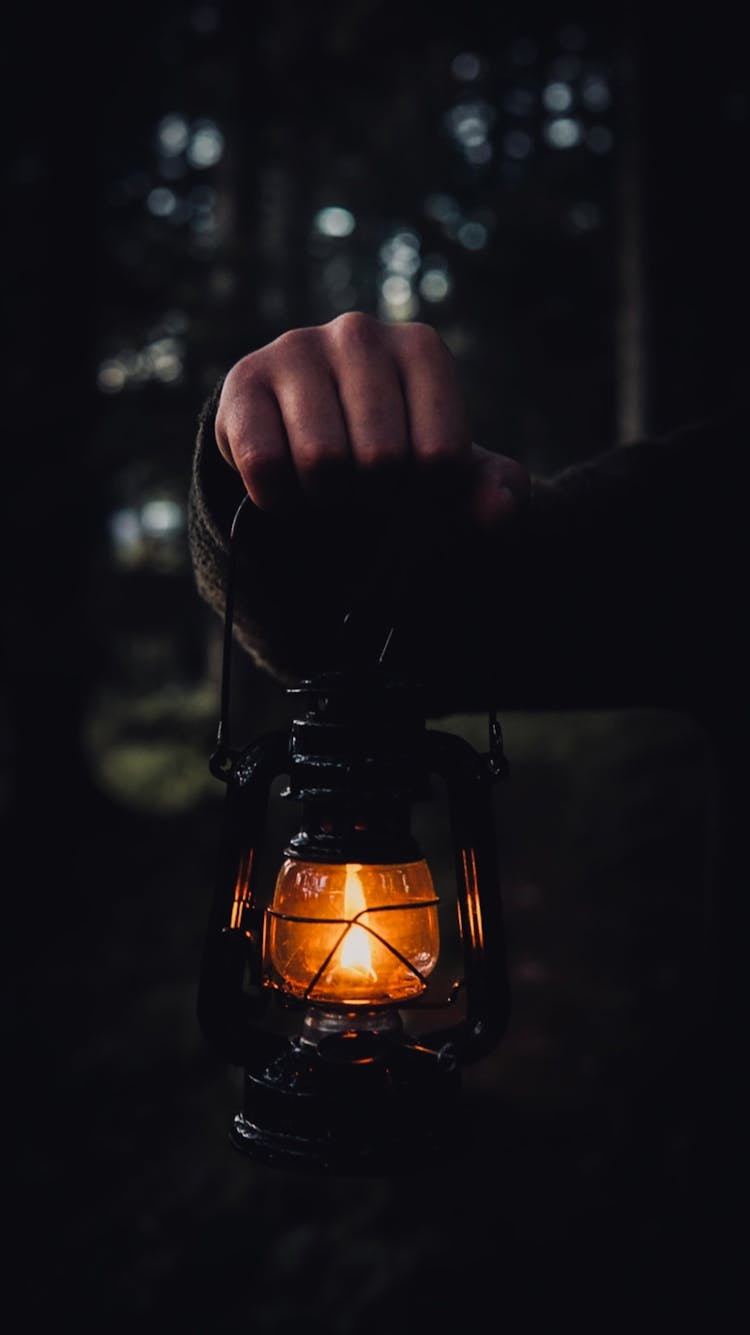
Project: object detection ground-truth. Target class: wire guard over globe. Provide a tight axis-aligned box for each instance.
[265,858,440,1006]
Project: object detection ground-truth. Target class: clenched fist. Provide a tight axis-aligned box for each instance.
[214,312,530,531]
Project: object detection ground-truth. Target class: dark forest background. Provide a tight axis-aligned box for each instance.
[2,1,747,1328]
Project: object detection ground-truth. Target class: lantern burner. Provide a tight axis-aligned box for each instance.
[230,1005,463,1174]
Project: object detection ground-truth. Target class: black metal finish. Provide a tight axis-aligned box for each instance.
[420,728,511,1064]
[197,729,290,1064]
[231,1027,462,1174]
[281,667,431,864]
[197,669,510,1167]
[198,493,511,1170]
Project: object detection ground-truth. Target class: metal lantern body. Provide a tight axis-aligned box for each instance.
[198,664,510,1174]
[197,494,510,1172]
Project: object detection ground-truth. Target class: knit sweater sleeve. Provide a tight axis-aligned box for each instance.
[188,386,742,720]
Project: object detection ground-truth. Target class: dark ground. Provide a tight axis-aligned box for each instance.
[3,702,721,1329]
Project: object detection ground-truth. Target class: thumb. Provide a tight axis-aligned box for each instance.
[468,443,531,531]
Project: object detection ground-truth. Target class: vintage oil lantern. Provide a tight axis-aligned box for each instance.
[197,497,511,1173]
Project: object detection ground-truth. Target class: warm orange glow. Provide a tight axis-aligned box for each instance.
[264,859,440,1005]
[229,850,254,931]
[339,867,377,981]
[460,846,483,951]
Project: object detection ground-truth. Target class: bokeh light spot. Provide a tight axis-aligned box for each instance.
[544,117,583,149]
[451,51,481,81]
[542,81,573,113]
[424,193,460,224]
[381,274,413,305]
[98,361,127,394]
[141,499,184,537]
[379,230,421,274]
[186,120,224,168]
[419,269,451,302]
[458,220,488,250]
[447,100,494,149]
[313,206,356,237]
[157,114,190,157]
[147,187,177,217]
[567,201,602,232]
[581,74,611,112]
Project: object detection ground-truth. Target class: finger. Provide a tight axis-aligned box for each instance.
[390,322,471,477]
[324,313,410,492]
[216,371,297,512]
[267,337,352,504]
[469,445,532,530]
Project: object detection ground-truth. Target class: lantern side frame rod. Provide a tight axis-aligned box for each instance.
[420,727,511,1065]
[215,492,253,762]
[198,728,291,1064]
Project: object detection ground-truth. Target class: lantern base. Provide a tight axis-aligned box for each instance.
[230,1019,462,1174]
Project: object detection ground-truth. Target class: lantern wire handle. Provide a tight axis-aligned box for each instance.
[340,605,396,668]
[487,705,508,779]
[214,491,505,776]
[214,493,253,762]
[377,623,396,664]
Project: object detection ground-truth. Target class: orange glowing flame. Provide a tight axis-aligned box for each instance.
[340,865,377,981]
[265,858,440,1004]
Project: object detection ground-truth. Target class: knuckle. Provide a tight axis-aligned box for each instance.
[357,440,402,470]
[422,422,466,459]
[270,326,321,364]
[239,451,287,509]
[401,320,449,361]
[216,360,273,439]
[238,446,278,485]
[412,421,469,470]
[293,437,343,473]
[410,397,468,460]
[415,442,460,470]
[325,310,382,350]
[219,354,265,404]
[352,402,407,466]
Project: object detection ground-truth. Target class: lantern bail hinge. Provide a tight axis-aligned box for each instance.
[484,709,509,782]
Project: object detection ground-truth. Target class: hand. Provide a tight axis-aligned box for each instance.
[215,313,530,532]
